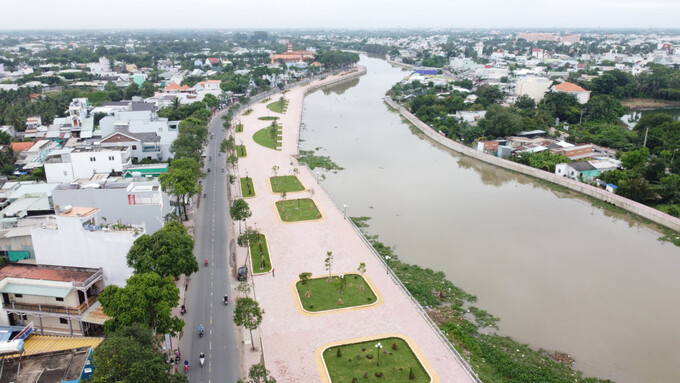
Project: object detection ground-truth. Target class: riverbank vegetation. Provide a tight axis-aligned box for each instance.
[295,274,376,311]
[322,337,429,383]
[298,149,344,171]
[350,217,611,383]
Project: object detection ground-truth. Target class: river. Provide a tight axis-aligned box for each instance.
[299,55,680,383]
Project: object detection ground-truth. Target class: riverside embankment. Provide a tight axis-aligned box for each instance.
[230,67,479,382]
[384,97,680,233]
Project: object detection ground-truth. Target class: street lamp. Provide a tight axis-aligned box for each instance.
[375,342,383,366]
[343,204,348,219]
[316,172,320,182]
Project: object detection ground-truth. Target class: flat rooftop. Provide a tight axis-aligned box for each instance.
[0,346,93,383]
[0,264,99,283]
[59,206,98,218]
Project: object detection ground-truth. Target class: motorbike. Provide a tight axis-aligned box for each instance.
[223,295,228,305]
[180,305,186,315]
[199,354,205,367]
[204,257,208,266]
[184,361,189,373]
[199,327,204,338]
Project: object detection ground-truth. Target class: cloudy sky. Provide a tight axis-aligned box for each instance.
[3,0,678,30]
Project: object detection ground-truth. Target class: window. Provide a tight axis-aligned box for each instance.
[59,318,68,324]
[55,297,64,302]
[63,171,68,176]
[132,145,137,150]
[14,294,22,298]
[108,156,114,161]
[90,157,96,162]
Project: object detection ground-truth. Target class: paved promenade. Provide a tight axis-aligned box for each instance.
[231,69,476,382]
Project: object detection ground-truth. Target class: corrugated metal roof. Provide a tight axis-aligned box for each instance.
[81,301,110,325]
[23,335,103,356]
[0,283,72,298]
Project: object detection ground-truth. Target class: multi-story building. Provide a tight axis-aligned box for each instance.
[30,206,140,287]
[52,180,171,235]
[0,263,104,336]
[44,145,131,183]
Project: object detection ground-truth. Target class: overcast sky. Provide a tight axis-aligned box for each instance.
[3,0,679,30]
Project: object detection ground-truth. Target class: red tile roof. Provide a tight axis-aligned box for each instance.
[207,58,219,64]
[554,82,587,92]
[0,264,98,283]
[165,82,181,90]
[10,142,34,152]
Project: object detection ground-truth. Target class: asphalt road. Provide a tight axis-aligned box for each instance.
[180,111,240,382]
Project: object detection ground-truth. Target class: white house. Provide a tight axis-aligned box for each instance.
[99,130,163,163]
[99,103,178,160]
[44,146,131,183]
[30,207,140,287]
[515,77,552,102]
[552,81,591,104]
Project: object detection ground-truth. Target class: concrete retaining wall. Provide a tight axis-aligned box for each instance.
[384,97,680,233]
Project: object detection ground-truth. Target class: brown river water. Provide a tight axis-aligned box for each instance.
[299,55,680,383]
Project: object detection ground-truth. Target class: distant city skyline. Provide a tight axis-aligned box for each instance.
[2,0,679,31]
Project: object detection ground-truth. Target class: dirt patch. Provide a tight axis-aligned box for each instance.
[621,98,680,109]
[549,351,574,365]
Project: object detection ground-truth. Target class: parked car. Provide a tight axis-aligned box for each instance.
[237,266,248,281]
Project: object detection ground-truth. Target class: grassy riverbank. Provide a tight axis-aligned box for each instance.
[351,217,613,383]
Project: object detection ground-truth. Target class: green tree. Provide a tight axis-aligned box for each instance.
[584,95,625,123]
[203,93,220,109]
[475,85,505,107]
[92,324,187,383]
[98,272,184,335]
[230,199,252,233]
[357,262,366,290]
[616,173,659,202]
[233,297,264,351]
[159,158,202,221]
[334,274,347,305]
[478,105,524,137]
[299,272,312,298]
[324,251,333,282]
[514,95,536,111]
[620,147,650,171]
[539,91,581,124]
[237,226,260,267]
[126,221,198,278]
[237,363,277,383]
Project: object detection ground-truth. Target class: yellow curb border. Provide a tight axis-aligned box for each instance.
[239,177,256,199]
[249,233,274,276]
[271,198,326,224]
[290,273,383,316]
[267,175,307,195]
[314,333,438,383]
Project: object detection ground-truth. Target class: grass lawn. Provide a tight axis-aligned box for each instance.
[276,198,321,222]
[270,176,304,193]
[249,234,272,273]
[253,127,281,150]
[323,337,430,383]
[267,100,288,114]
[296,274,376,312]
[235,123,243,133]
[236,145,247,157]
[258,116,279,121]
[240,177,255,197]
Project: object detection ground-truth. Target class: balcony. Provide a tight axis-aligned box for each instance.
[5,295,98,318]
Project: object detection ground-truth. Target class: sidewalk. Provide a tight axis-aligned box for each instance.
[230,69,477,382]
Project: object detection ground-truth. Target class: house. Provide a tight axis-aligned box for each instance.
[51,180,171,235]
[99,130,162,162]
[26,117,42,130]
[454,110,486,125]
[555,162,600,180]
[30,207,141,287]
[98,103,178,161]
[44,146,131,183]
[9,142,34,153]
[205,58,219,67]
[476,140,499,154]
[551,144,593,159]
[14,140,61,171]
[552,81,591,104]
[531,48,544,59]
[0,263,104,335]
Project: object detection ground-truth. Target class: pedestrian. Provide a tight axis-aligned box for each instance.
[272,268,275,277]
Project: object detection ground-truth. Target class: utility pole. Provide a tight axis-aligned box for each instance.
[643,126,649,147]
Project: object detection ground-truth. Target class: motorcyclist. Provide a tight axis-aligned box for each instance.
[199,352,205,367]
[184,360,189,372]
[199,324,204,337]
[223,295,228,304]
